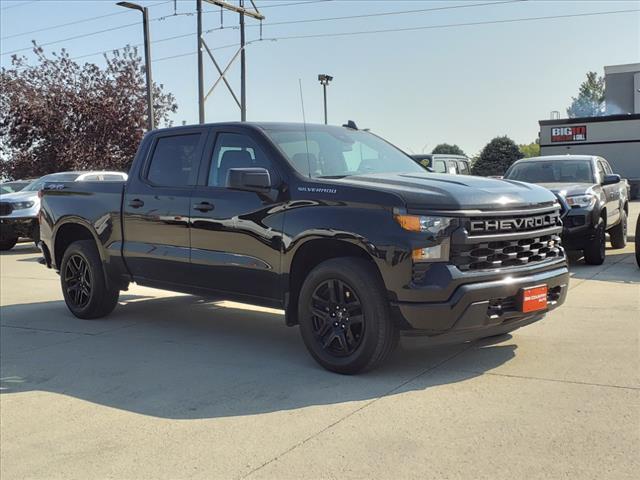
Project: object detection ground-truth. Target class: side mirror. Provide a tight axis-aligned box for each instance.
[602,174,620,186]
[226,167,271,193]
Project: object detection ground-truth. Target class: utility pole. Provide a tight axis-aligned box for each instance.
[196,0,263,123]
[318,74,333,125]
[197,0,205,124]
[117,2,155,130]
[239,0,246,121]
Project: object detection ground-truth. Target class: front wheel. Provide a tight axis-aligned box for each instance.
[609,210,627,249]
[298,257,399,374]
[60,240,119,319]
[584,218,606,265]
[0,236,18,251]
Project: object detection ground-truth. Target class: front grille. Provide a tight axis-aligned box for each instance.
[452,233,563,271]
[0,202,13,216]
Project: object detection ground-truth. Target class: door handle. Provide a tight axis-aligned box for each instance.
[128,198,144,208]
[193,202,214,212]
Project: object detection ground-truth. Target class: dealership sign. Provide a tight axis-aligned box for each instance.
[551,125,587,142]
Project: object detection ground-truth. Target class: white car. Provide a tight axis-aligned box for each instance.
[0,171,127,251]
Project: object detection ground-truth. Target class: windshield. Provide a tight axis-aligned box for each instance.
[22,173,80,192]
[264,126,424,178]
[505,160,593,184]
[0,182,28,194]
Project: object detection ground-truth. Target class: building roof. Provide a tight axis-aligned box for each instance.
[539,113,640,126]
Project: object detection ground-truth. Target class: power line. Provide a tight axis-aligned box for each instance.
[0,0,519,57]
[5,7,637,66]
[0,0,328,41]
[1,0,38,11]
[248,0,525,29]
[0,1,172,40]
[156,7,640,62]
[257,7,640,42]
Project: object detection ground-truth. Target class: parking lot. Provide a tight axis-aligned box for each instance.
[1,203,638,480]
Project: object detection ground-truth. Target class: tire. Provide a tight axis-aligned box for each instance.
[584,217,606,265]
[298,257,399,374]
[32,224,41,247]
[609,209,627,249]
[0,236,18,251]
[635,213,640,268]
[60,240,119,319]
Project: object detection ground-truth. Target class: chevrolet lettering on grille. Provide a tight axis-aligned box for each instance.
[469,214,558,233]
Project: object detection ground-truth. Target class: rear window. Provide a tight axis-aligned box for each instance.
[146,134,201,187]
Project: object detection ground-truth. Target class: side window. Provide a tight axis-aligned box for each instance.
[208,133,273,187]
[433,160,446,173]
[147,134,202,187]
[458,161,470,175]
[602,159,613,174]
[447,160,459,174]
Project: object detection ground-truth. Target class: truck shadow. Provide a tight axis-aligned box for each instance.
[567,250,639,284]
[0,294,517,419]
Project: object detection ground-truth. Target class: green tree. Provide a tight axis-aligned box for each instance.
[566,71,605,118]
[472,136,524,176]
[431,143,466,156]
[0,44,177,179]
[519,139,540,158]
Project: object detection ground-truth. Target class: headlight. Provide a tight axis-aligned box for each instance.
[11,201,34,210]
[565,194,596,209]
[394,214,456,262]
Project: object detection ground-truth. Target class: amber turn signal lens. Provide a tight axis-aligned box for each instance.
[394,214,421,232]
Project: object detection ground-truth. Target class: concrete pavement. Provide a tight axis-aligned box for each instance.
[1,203,638,479]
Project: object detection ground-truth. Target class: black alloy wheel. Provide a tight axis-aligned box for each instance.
[64,254,92,308]
[310,279,365,357]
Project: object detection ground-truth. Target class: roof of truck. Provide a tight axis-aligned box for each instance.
[514,155,599,163]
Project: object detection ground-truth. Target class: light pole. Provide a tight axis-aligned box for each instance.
[117,1,154,131]
[318,74,333,125]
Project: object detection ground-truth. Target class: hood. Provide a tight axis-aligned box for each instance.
[334,173,558,211]
[0,190,38,202]
[535,182,593,197]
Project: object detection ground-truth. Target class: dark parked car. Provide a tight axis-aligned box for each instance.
[504,155,629,265]
[39,122,569,373]
[411,154,471,175]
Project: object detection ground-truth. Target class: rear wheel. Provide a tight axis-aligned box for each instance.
[609,210,627,249]
[60,240,119,319]
[0,236,18,251]
[584,217,606,265]
[298,257,399,374]
[635,213,640,268]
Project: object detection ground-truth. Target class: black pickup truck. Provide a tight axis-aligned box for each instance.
[39,122,569,373]
[504,155,629,265]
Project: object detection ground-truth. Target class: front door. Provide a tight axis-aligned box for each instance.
[122,128,207,286]
[189,129,285,304]
[597,158,620,226]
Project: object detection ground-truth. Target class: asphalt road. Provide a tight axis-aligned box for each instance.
[1,203,639,479]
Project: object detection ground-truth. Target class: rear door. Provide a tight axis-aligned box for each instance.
[189,129,284,302]
[122,128,207,286]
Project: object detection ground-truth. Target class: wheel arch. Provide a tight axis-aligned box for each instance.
[284,237,385,326]
[53,219,104,270]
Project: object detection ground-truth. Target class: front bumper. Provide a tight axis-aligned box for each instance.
[393,264,569,339]
[0,217,37,240]
[559,206,599,250]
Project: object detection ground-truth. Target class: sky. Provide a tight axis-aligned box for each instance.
[1,0,639,156]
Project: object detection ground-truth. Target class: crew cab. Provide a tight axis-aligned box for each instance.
[39,122,569,373]
[504,155,629,265]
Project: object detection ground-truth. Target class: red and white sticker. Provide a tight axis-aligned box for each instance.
[520,285,548,313]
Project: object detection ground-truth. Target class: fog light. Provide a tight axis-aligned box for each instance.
[412,238,450,262]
